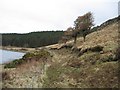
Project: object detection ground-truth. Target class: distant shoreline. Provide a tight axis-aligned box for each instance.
[0,46,36,53]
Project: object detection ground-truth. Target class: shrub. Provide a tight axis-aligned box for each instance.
[23,49,50,60]
[4,59,24,68]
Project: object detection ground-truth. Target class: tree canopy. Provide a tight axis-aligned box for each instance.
[2,31,64,48]
[61,12,94,44]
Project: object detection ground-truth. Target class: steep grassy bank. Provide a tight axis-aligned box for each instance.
[3,49,52,88]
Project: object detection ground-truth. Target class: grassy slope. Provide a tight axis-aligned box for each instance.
[42,23,118,88]
[2,19,119,88]
[42,20,119,88]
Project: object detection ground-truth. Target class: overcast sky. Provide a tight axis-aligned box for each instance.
[0,0,119,33]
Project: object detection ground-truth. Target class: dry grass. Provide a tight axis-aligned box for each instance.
[76,22,118,50]
[47,22,118,55]
[2,20,119,88]
[42,21,119,88]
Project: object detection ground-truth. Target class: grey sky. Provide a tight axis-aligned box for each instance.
[0,0,119,33]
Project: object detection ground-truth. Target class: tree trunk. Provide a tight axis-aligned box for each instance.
[74,35,77,44]
[83,35,86,42]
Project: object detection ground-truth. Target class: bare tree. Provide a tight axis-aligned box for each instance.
[74,12,94,42]
[61,12,94,45]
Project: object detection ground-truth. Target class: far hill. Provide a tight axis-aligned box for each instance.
[2,31,64,48]
[2,16,119,88]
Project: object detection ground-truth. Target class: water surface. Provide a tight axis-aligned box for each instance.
[0,49,25,64]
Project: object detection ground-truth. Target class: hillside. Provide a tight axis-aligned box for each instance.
[2,16,119,88]
[2,31,63,48]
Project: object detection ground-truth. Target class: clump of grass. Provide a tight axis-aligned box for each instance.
[4,49,50,68]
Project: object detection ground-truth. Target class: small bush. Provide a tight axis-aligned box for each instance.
[4,59,24,68]
[23,49,50,60]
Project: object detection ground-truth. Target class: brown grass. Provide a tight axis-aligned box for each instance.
[3,20,119,88]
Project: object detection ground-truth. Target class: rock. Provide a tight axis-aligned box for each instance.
[100,51,104,54]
